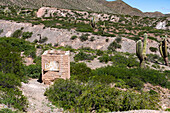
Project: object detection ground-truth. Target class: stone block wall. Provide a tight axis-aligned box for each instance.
[42,50,70,84]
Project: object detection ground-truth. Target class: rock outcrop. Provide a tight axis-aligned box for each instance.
[156,21,167,30]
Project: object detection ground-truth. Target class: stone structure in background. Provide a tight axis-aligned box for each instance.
[42,49,70,84]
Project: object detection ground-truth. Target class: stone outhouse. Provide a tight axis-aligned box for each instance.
[41,50,70,84]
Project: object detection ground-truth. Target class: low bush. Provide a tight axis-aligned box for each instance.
[11,29,22,38]
[105,38,109,42]
[74,51,94,61]
[111,55,138,67]
[98,54,111,63]
[148,36,158,42]
[0,108,17,113]
[24,64,41,78]
[0,40,25,79]
[89,36,95,41]
[45,79,84,110]
[0,38,28,111]
[0,37,36,59]
[79,34,89,42]
[115,36,122,43]
[71,62,92,82]
[149,47,158,53]
[0,86,28,111]
[92,65,169,89]
[33,39,38,43]
[0,29,3,34]
[22,32,33,39]
[108,41,121,51]
[45,79,159,112]
[96,50,104,56]
[39,37,48,43]
[71,35,77,40]
[147,54,160,63]
[0,73,21,88]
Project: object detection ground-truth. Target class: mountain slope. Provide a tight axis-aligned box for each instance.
[96,0,144,16]
[0,0,114,13]
[0,0,165,17]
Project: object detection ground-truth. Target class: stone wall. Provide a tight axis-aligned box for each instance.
[42,50,70,84]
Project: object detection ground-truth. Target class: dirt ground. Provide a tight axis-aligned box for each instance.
[21,79,63,113]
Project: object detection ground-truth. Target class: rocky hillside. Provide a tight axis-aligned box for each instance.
[0,5,169,54]
[0,19,169,55]
[0,0,165,17]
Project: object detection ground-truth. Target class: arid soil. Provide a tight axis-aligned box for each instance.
[21,79,63,113]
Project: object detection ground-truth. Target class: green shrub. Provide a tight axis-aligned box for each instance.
[33,39,38,43]
[146,54,160,63]
[0,37,36,59]
[111,55,138,67]
[105,38,109,42]
[98,54,111,63]
[79,34,89,42]
[74,51,94,61]
[24,64,41,78]
[165,108,170,111]
[39,37,48,43]
[126,77,144,90]
[45,79,84,110]
[0,29,3,34]
[0,40,25,79]
[0,37,29,111]
[96,50,104,56]
[92,65,169,89]
[115,79,127,88]
[45,79,159,112]
[71,35,77,40]
[108,41,121,51]
[115,36,122,43]
[0,87,28,111]
[90,36,95,41]
[24,48,36,58]
[149,47,158,52]
[101,33,116,37]
[71,62,92,82]
[91,74,116,84]
[22,32,33,39]
[149,89,158,95]
[11,29,22,38]
[0,108,17,113]
[148,36,158,42]
[0,72,21,88]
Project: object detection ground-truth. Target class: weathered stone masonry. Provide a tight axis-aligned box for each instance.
[42,50,70,84]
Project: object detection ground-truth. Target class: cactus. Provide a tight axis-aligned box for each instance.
[136,33,147,68]
[101,22,106,34]
[159,36,169,66]
[90,16,96,29]
[73,17,77,25]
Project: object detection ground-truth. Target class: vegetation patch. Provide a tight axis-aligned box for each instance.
[45,79,159,112]
[74,51,94,61]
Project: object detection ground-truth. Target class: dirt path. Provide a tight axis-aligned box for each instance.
[21,79,63,113]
